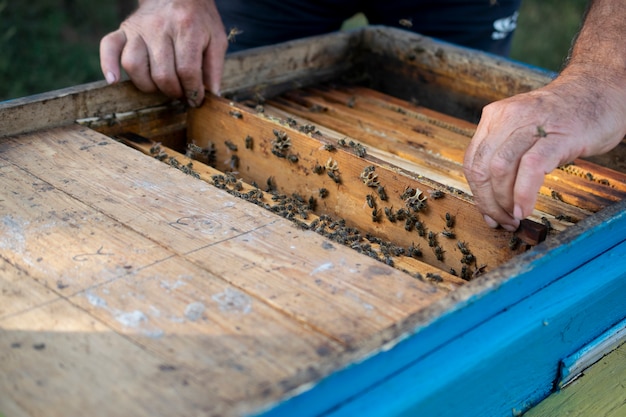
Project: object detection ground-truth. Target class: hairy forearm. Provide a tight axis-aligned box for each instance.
[566,0,626,76]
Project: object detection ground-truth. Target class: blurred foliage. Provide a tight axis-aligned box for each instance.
[1,0,589,101]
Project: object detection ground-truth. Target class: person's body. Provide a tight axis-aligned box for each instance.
[100,0,626,230]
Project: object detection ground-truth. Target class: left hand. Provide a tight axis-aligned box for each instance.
[463,69,626,231]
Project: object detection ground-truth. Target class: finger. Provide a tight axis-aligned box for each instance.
[489,125,538,216]
[100,29,126,84]
[464,112,518,230]
[513,135,574,219]
[203,30,227,96]
[174,35,205,107]
[148,37,184,98]
[120,35,158,93]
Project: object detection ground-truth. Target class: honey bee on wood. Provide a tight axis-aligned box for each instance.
[366,194,376,209]
[407,243,422,258]
[313,163,325,175]
[224,140,238,151]
[338,137,348,147]
[585,172,594,181]
[286,117,298,128]
[457,241,470,255]
[287,154,299,163]
[426,272,443,283]
[229,110,243,119]
[376,185,388,201]
[229,155,239,170]
[346,96,356,108]
[371,208,381,223]
[429,189,444,199]
[445,212,455,229]
[555,214,575,223]
[244,135,253,150]
[350,142,367,157]
[508,235,522,251]
[319,188,329,198]
[551,190,563,201]
[461,253,476,265]
[227,27,244,43]
[427,231,437,247]
[323,143,337,152]
[299,123,317,134]
[441,230,456,239]
[384,207,397,222]
[404,215,415,232]
[541,216,553,231]
[327,170,342,184]
[415,220,426,237]
[434,245,445,261]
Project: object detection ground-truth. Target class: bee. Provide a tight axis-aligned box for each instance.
[255,104,265,113]
[415,220,426,237]
[366,194,376,209]
[227,27,244,43]
[427,231,437,247]
[327,170,342,184]
[319,188,329,198]
[535,125,547,138]
[244,135,253,150]
[407,243,422,258]
[266,176,276,192]
[404,216,415,232]
[461,265,471,281]
[376,185,388,201]
[287,154,299,163]
[429,190,444,199]
[461,253,476,265]
[313,163,325,175]
[441,230,456,239]
[353,143,367,157]
[372,208,381,223]
[399,18,413,28]
[541,216,553,231]
[551,190,563,201]
[308,196,317,211]
[232,180,243,191]
[426,272,443,282]
[299,123,317,133]
[323,143,337,152]
[338,137,348,147]
[149,142,162,155]
[229,110,243,119]
[508,235,521,251]
[224,140,238,151]
[434,246,445,261]
[286,117,298,128]
[384,256,395,267]
[457,241,470,255]
[449,268,458,277]
[384,207,396,222]
[585,172,594,181]
[346,96,356,108]
[445,212,455,228]
[555,214,575,223]
[229,155,239,170]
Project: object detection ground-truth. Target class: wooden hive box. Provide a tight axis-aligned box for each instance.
[1,27,625,417]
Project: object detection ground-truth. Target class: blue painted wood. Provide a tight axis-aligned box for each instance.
[558,317,626,388]
[325,242,626,417]
[255,204,626,417]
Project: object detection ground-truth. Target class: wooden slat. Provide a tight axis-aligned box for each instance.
[0,258,56,320]
[0,299,223,417]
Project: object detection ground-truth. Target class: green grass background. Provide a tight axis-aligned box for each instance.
[0,0,588,101]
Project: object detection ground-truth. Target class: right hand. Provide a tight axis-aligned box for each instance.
[99,0,228,107]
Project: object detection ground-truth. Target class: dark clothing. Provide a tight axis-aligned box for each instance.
[216,0,521,56]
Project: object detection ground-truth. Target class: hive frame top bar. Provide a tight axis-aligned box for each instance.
[0,26,554,139]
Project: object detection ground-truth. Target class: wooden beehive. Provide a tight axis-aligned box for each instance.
[1,27,625,417]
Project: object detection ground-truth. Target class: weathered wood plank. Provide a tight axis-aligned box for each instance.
[0,160,172,291]
[0,299,224,417]
[68,255,343,416]
[0,257,57,320]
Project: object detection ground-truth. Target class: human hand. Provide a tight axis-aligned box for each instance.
[464,69,626,231]
[99,0,227,107]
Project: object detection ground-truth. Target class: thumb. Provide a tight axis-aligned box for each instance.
[100,29,127,85]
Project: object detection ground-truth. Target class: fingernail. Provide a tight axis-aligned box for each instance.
[514,204,523,220]
[483,215,499,228]
[187,99,198,108]
[502,223,517,232]
[105,71,117,85]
